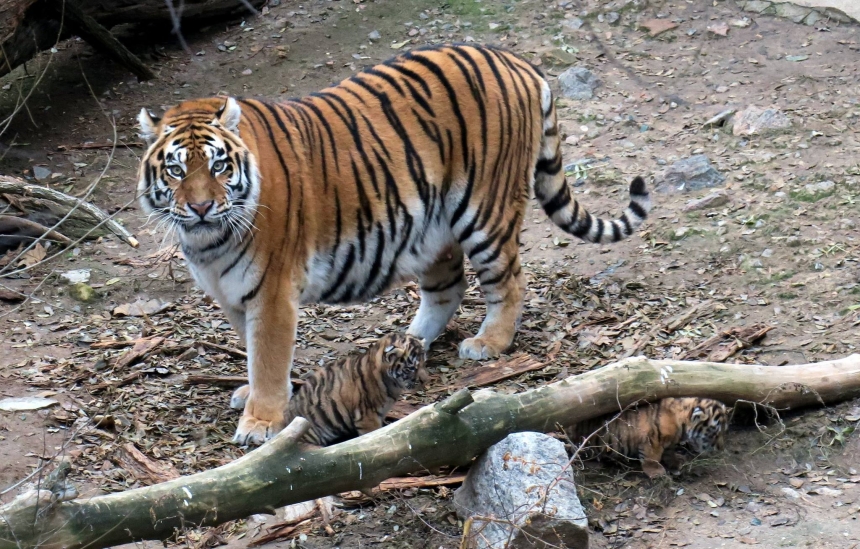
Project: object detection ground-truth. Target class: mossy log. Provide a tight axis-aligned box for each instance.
[1,354,859,549]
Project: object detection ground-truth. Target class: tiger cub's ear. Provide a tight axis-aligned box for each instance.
[383,344,406,365]
[137,108,161,145]
[214,97,242,133]
[691,406,706,422]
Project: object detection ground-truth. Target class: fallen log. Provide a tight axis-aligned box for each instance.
[0,175,138,248]
[2,353,859,549]
[0,0,265,79]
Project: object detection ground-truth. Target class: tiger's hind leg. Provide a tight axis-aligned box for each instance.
[458,222,527,360]
[407,244,467,348]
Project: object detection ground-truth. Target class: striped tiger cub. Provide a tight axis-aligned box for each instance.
[136,43,651,444]
[286,333,427,446]
[566,398,728,478]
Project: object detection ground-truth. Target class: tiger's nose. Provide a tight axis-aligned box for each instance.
[188,200,215,219]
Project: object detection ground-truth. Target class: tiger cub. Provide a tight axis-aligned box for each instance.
[287,333,427,446]
[565,397,728,478]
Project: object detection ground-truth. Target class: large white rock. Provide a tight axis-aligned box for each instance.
[454,432,589,549]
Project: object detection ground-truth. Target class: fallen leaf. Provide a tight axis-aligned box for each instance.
[640,19,678,37]
[707,22,729,36]
[17,243,46,268]
[0,396,59,412]
[113,298,171,317]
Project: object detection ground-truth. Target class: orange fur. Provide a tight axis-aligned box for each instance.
[137,44,651,444]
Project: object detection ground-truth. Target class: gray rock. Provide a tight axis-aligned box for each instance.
[742,0,772,14]
[367,30,381,41]
[732,106,791,136]
[682,189,730,212]
[605,11,620,24]
[454,432,589,549]
[803,10,821,25]
[804,180,835,195]
[773,3,811,23]
[32,166,52,181]
[660,155,726,193]
[558,66,600,100]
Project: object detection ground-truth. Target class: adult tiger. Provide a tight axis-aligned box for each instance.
[137,43,651,444]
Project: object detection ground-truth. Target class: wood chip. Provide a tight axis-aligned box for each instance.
[0,287,25,303]
[428,354,545,393]
[378,473,466,491]
[113,443,180,485]
[682,324,773,362]
[247,519,312,547]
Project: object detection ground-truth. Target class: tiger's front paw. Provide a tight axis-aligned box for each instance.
[458,337,503,360]
[230,384,250,410]
[233,412,286,445]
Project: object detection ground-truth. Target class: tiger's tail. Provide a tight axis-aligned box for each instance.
[533,79,651,244]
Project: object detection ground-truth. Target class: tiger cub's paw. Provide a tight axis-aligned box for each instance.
[642,459,667,479]
[233,413,286,446]
[458,337,503,360]
[230,384,250,410]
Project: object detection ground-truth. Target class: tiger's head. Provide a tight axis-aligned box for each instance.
[137,97,259,250]
[376,333,428,390]
[680,398,728,454]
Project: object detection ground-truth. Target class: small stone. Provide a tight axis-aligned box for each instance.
[488,22,500,30]
[32,166,52,181]
[60,269,91,284]
[606,11,620,24]
[674,227,690,239]
[557,66,600,100]
[564,17,585,30]
[241,69,252,76]
[454,433,588,549]
[660,155,726,193]
[840,218,856,230]
[564,135,580,145]
[682,189,730,212]
[367,30,381,41]
[761,248,773,258]
[69,283,96,303]
[804,180,835,195]
[715,85,729,93]
[732,106,791,136]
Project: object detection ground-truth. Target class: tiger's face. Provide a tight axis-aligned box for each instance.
[136,97,259,249]
[682,399,728,454]
[379,334,428,390]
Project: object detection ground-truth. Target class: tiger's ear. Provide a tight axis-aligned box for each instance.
[137,108,160,145]
[215,97,242,133]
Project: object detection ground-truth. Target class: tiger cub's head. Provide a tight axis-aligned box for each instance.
[136,97,259,249]
[680,398,729,454]
[374,334,428,390]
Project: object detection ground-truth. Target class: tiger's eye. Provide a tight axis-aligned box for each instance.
[212,160,227,173]
[167,165,184,178]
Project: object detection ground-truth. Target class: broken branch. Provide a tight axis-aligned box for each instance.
[0,176,138,248]
[2,354,859,549]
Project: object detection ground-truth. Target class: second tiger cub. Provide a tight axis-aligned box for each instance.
[566,397,729,478]
[287,333,427,446]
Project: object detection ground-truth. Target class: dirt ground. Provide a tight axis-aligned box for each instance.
[1,0,859,547]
